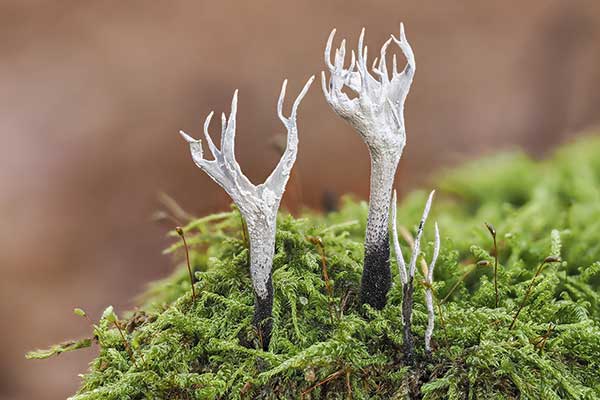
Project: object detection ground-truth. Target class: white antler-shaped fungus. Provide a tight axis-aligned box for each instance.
[322,24,416,309]
[180,76,314,350]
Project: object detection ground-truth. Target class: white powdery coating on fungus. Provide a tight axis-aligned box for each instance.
[321,23,416,291]
[425,222,440,352]
[391,190,440,352]
[321,23,415,159]
[179,76,314,299]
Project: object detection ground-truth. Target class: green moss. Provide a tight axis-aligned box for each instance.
[26,337,92,360]
[31,136,600,399]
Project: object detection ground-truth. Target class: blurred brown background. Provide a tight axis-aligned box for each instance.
[1,1,599,398]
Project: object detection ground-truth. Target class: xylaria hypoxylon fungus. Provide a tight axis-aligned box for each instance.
[391,189,439,363]
[321,23,416,309]
[179,76,314,350]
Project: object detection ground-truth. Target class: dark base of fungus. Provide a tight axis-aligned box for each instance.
[249,278,274,351]
[359,235,392,310]
[402,279,416,365]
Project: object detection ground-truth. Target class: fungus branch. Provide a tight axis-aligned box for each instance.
[424,222,440,354]
[322,23,416,309]
[391,189,439,363]
[179,76,314,350]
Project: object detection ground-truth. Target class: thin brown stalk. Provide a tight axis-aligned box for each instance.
[308,236,336,324]
[176,226,196,301]
[158,192,196,222]
[301,369,345,398]
[442,260,489,304]
[509,256,560,330]
[485,222,499,308]
[114,320,145,365]
[532,322,555,353]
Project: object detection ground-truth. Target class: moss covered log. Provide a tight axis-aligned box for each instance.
[28,136,600,399]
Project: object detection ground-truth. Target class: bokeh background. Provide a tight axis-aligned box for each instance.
[2,1,599,398]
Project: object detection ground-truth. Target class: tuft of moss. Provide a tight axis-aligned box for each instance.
[30,136,600,399]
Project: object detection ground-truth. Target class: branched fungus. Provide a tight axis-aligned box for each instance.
[424,221,440,354]
[321,24,416,309]
[391,189,439,363]
[179,76,314,350]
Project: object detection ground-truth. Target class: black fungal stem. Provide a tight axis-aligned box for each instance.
[255,326,264,352]
[251,274,274,351]
[176,226,196,301]
[402,278,415,365]
[485,222,499,308]
[358,154,397,310]
[509,256,560,330]
[398,226,417,364]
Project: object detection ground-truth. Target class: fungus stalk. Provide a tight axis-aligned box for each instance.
[391,190,438,363]
[424,221,440,355]
[322,24,416,309]
[179,76,314,350]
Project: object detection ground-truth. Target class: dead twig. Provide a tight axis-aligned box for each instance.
[301,369,345,398]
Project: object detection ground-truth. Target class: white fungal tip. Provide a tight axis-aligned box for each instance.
[179,130,198,143]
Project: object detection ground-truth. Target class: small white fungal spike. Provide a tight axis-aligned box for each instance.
[425,222,440,353]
